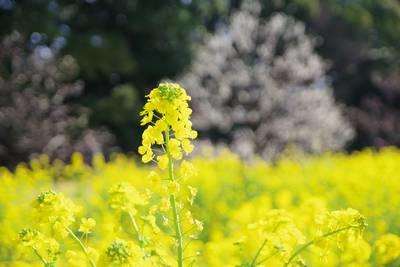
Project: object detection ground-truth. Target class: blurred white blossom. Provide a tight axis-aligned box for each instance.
[178,0,354,160]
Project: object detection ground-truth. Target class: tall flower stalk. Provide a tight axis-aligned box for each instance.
[165,129,184,266]
[139,83,197,267]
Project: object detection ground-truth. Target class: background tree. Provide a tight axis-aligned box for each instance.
[257,0,400,149]
[178,0,354,160]
[0,32,113,167]
[0,0,228,152]
[1,0,400,166]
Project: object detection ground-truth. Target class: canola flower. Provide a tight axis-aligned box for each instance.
[100,239,144,266]
[31,190,96,267]
[7,148,400,266]
[138,83,196,164]
[139,83,199,267]
[2,83,400,266]
[79,218,96,235]
[18,228,59,267]
[33,190,76,239]
[374,233,400,265]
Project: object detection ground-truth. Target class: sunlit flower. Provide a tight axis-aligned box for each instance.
[139,83,197,167]
[79,217,96,234]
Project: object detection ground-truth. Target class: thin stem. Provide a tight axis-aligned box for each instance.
[32,247,48,266]
[66,227,96,267]
[183,254,198,260]
[182,225,197,236]
[128,211,144,247]
[183,238,195,252]
[188,260,196,267]
[284,225,354,266]
[257,250,279,265]
[165,129,184,267]
[152,148,164,153]
[250,239,267,267]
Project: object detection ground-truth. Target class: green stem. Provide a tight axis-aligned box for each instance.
[284,225,354,267]
[165,129,184,267]
[257,250,279,265]
[250,239,267,267]
[128,211,144,247]
[32,247,48,266]
[66,227,96,267]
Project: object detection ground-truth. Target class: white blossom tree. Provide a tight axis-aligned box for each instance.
[178,0,353,160]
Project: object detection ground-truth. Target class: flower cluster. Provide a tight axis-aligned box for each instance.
[374,233,400,265]
[108,182,149,213]
[139,83,201,267]
[4,85,400,267]
[19,228,40,247]
[138,82,197,165]
[33,190,77,238]
[22,190,98,267]
[79,217,96,235]
[101,239,144,266]
[18,228,60,265]
[8,148,400,266]
[66,248,99,267]
[246,209,306,263]
[229,207,368,266]
[314,208,367,250]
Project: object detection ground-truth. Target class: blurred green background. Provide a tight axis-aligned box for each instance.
[1,0,400,167]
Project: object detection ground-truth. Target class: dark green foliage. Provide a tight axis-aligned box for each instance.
[89,84,141,151]
[0,0,228,154]
[1,0,400,164]
[0,32,114,167]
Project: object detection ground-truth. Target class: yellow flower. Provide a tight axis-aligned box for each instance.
[103,239,144,265]
[181,139,194,155]
[138,145,153,163]
[147,171,160,184]
[66,250,86,266]
[168,181,180,194]
[143,213,160,234]
[19,228,60,264]
[18,228,39,247]
[79,217,96,234]
[187,185,197,205]
[194,219,204,232]
[33,190,77,238]
[168,139,182,160]
[160,197,170,212]
[375,233,400,265]
[87,247,99,262]
[109,183,148,213]
[179,160,197,180]
[157,155,168,170]
[139,83,197,165]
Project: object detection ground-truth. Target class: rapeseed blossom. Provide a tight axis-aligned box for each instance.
[108,182,148,213]
[138,82,197,164]
[101,239,144,266]
[375,233,400,265]
[139,83,200,267]
[33,190,77,238]
[79,217,96,234]
[8,149,400,266]
[18,228,60,265]
[4,83,400,266]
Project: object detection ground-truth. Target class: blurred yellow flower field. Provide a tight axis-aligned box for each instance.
[0,83,399,267]
[0,148,399,266]
[3,1,400,265]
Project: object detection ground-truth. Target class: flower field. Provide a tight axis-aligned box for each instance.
[1,83,399,267]
[0,148,399,266]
